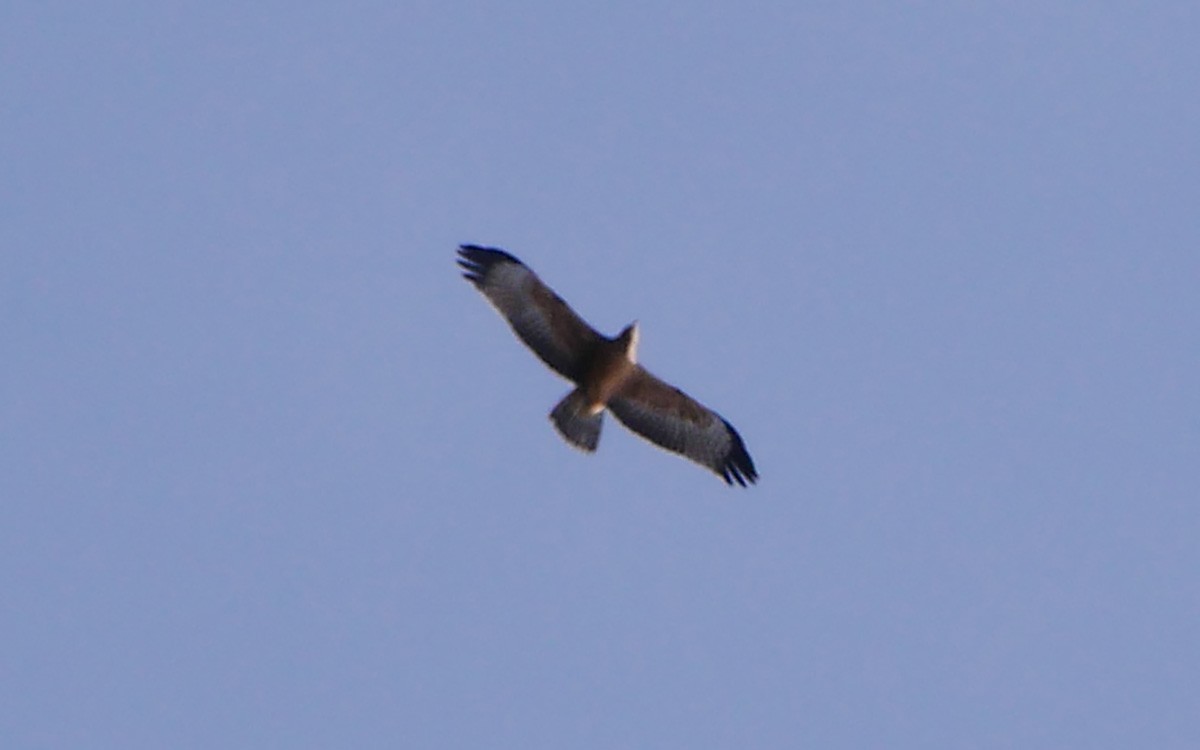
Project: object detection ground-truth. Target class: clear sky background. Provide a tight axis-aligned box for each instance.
[3,2,1198,748]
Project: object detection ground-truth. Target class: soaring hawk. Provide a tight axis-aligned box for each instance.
[457,245,758,486]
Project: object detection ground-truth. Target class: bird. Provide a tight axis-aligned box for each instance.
[457,244,758,486]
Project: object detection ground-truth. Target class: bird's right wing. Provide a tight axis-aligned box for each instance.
[458,245,602,381]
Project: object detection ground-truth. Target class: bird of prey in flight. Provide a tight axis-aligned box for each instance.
[457,245,758,486]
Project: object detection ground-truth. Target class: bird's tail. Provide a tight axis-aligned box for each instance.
[550,388,603,452]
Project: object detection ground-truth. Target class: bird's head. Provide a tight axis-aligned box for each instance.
[618,321,640,363]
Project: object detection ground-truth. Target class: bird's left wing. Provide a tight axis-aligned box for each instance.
[609,366,758,486]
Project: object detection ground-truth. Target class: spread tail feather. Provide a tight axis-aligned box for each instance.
[550,389,603,452]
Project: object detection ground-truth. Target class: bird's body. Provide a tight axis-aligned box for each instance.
[575,323,639,414]
[457,245,757,486]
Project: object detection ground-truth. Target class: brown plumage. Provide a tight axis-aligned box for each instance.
[457,245,758,486]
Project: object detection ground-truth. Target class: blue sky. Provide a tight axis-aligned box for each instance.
[3,2,1198,747]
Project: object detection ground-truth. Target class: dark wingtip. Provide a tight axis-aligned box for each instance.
[457,245,524,288]
[458,244,522,265]
[457,259,484,287]
[720,418,758,488]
